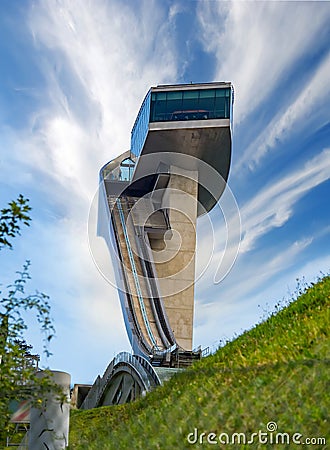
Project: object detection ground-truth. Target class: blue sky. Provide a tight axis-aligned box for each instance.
[1,0,329,385]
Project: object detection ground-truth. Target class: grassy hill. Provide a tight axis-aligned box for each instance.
[69,276,329,449]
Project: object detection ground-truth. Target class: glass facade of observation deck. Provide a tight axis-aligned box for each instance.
[150,88,231,122]
[131,86,232,157]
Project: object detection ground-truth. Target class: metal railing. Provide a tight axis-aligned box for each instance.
[108,195,151,355]
[116,198,159,351]
[133,354,161,386]
[80,352,160,409]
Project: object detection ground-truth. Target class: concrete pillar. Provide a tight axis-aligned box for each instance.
[152,166,199,350]
[28,371,71,449]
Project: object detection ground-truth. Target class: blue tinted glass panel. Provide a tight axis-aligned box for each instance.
[166,91,182,100]
[131,90,151,156]
[166,91,183,120]
[216,89,225,97]
[225,97,230,118]
[149,87,231,123]
[215,88,231,118]
[199,89,216,118]
[120,166,130,181]
[182,90,199,113]
[214,96,225,117]
[199,89,215,98]
[150,93,156,120]
[150,92,167,121]
[119,158,135,181]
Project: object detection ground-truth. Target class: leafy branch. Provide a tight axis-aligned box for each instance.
[1,260,55,357]
[0,194,31,250]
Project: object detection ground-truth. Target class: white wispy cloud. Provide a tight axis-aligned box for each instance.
[236,51,330,171]
[220,237,313,303]
[197,1,330,124]
[26,0,180,202]
[240,148,330,252]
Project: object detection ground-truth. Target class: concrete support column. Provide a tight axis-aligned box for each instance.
[28,370,71,449]
[152,166,199,350]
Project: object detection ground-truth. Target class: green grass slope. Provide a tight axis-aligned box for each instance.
[69,276,330,449]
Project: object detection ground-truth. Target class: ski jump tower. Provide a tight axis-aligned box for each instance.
[80,82,233,409]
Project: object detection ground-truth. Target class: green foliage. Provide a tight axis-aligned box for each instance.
[0,195,56,444]
[1,261,55,356]
[0,195,31,250]
[69,275,330,449]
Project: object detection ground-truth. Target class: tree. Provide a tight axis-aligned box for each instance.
[0,195,56,442]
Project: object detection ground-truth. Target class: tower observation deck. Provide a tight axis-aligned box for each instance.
[80,82,234,407]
